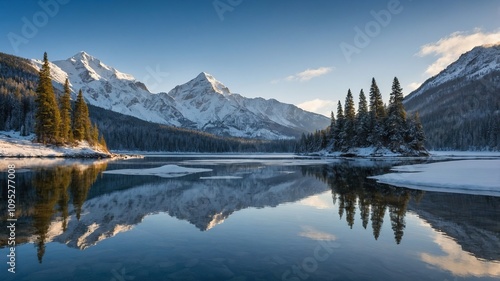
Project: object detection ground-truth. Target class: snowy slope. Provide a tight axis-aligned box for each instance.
[405,43,500,103]
[402,43,500,150]
[31,52,329,139]
[165,72,329,138]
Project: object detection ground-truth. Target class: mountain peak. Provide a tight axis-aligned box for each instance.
[192,72,231,95]
[71,51,95,62]
[59,51,135,82]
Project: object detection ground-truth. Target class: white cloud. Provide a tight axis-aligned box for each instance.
[297,99,335,117]
[299,195,332,210]
[417,29,500,76]
[298,226,336,241]
[420,233,500,277]
[283,66,333,82]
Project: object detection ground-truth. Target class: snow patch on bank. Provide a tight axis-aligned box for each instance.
[103,164,212,178]
[369,160,500,197]
[0,131,110,157]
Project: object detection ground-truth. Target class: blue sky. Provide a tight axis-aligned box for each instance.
[1,0,499,116]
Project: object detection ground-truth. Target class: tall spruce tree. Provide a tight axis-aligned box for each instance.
[356,89,370,147]
[35,52,61,144]
[333,101,345,151]
[368,78,386,147]
[344,89,356,146]
[59,78,73,142]
[329,111,336,136]
[369,78,386,120]
[72,90,90,141]
[387,77,407,151]
[407,112,425,152]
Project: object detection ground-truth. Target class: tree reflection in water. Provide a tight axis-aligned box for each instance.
[301,162,425,245]
[32,162,108,263]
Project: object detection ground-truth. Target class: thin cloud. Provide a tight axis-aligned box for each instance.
[297,99,335,117]
[299,195,332,210]
[284,66,334,82]
[299,226,337,241]
[417,29,500,76]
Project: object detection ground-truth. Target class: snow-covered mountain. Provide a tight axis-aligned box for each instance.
[403,43,500,150]
[405,44,500,103]
[32,52,329,139]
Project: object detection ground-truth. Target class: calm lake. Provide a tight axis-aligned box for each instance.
[1,155,499,281]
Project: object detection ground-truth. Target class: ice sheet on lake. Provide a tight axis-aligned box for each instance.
[103,164,212,178]
[200,176,243,180]
[369,160,500,197]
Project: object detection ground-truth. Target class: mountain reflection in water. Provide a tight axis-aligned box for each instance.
[0,157,498,279]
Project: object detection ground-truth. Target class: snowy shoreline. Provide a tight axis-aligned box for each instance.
[0,131,114,158]
[370,159,500,197]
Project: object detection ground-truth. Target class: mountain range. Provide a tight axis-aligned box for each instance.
[404,43,500,150]
[32,52,329,140]
[1,43,498,150]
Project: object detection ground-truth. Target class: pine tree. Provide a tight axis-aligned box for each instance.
[98,133,108,151]
[333,101,345,151]
[90,122,99,144]
[368,78,386,147]
[356,89,370,147]
[369,78,386,120]
[387,77,407,151]
[329,111,336,141]
[72,90,90,141]
[59,78,73,142]
[35,52,61,144]
[413,112,425,151]
[407,112,425,152]
[343,89,356,147]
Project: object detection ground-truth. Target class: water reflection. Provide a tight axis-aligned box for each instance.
[0,161,108,263]
[420,232,500,277]
[300,162,424,244]
[0,157,499,280]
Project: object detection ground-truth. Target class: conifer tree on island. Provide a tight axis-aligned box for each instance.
[35,52,61,144]
[387,77,406,151]
[343,89,356,146]
[59,78,73,142]
[356,89,370,147]
[297,77,427,156]
[368,78,386,147]
[73,89,91,142]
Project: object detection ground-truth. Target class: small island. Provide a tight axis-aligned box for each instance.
[297,77,427,157]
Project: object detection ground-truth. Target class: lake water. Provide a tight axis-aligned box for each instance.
[1,155,499,281]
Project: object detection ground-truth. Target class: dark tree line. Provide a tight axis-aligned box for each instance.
[404,72,500,151]
[88,104,296,152]
[0,52,38,134]
[298,77,426,156]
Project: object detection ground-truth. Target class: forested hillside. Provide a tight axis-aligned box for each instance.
[404,44,500,151]
[88,104,295,152]
[0,52,38,135]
